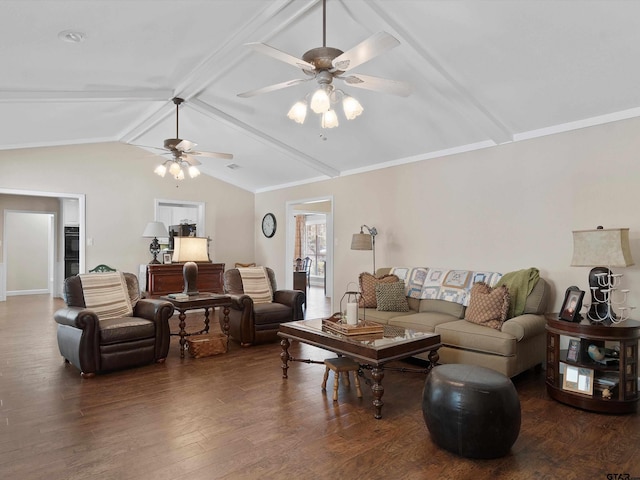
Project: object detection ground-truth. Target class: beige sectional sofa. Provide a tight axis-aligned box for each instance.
[361,267,550,378]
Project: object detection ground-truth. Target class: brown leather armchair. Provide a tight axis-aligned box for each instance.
[54,272,174,377]
[220,267,305,346]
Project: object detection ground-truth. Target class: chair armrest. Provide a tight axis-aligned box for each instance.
[226,293,254,310]
[501,314,547,341]
[274,289,304,307]
[133,298,175,322]
[54,306,99,329]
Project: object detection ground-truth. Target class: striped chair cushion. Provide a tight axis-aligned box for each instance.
[238,267,273,304]
[79,272,133,320]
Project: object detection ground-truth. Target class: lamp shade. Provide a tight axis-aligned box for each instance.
[142,221,168,238]
[571,228,634,267]
[172,237,209,262]
[351,233,372,251]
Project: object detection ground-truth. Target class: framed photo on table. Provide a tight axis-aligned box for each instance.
[162,253,172,264]
[562,365,594,395]
[559,286,585,322]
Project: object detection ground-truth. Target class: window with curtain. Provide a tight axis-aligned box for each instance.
[302,215,326,281]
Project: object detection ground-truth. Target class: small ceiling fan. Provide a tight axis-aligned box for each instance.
[238,0,412,126]
[141,97,233,180]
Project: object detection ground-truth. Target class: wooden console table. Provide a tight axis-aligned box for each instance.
[545,314,639,414]
[145,262,225,296]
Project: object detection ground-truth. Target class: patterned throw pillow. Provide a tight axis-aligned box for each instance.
[376,282,410,312]
[359,272,399,308]
[465,282,510,330]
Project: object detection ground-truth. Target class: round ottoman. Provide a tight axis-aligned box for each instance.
[422,364,521,459]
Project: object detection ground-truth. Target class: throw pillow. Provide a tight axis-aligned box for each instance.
[464,282,510,330]
[359,272,399,308]
[376,281,410,312]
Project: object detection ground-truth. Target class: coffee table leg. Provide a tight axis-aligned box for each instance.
[203,307,211,333]
[280,337,290,378]
[428,349,439,371]
[178,309,187,358]
[222,305,231,350]
[371,366,385,419]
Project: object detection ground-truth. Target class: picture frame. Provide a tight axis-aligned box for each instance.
[162,253,172,264]
[566,339,580,362]
[562,364,594,395]
[559,286,585,322]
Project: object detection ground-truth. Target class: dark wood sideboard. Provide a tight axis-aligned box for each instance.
[146,263,225,296]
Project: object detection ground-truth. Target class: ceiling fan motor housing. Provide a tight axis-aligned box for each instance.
[302,47,344,74]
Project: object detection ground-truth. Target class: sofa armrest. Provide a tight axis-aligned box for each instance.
[501,314,546,341]
[274,289,305,320]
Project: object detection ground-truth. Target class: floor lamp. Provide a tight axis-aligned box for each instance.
[351,225,378,273]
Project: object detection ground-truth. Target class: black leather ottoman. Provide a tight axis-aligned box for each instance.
[422,364,521,459]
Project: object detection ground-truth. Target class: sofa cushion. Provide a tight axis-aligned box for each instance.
[362,308,413,324]
[376,281,410,312]
[436,320,517,357]
[419,299,466,319]
[465,282,510,330]
[359,272,399,308]
[389,312,459,334]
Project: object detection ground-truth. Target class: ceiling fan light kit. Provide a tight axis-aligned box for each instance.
[239,0,411,129]
[142,97,232,181]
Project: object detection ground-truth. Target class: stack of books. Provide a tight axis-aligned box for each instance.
[167,293,189,300]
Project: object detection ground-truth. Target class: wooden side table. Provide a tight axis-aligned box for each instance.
[161,293,232,358]
[545,314,639,413]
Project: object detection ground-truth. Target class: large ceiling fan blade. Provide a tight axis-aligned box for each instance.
[246,42,316,71]
[338,73,413,97]
[237,77,313,98]
[331,32,400,72]
[190,150,234,160]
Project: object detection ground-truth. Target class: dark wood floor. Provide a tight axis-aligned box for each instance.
[1,293,639,480]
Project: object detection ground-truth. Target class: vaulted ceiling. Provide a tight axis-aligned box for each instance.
[3,1,640,192]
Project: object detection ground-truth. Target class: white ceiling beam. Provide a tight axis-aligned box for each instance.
[0,89,173,103]
[189,97,339,178]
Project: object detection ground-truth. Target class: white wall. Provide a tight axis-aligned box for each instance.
[256,116,640,314]
[5,211,50,293]
[0,142,255,281]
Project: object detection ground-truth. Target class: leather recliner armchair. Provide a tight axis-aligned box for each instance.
[54,272,174,377]
[220,267,305,346]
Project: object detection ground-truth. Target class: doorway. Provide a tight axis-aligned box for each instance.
[4,211,54,296]
[285,196,333,315]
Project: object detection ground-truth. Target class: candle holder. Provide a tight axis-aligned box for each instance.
[340,290,364,326]
[583,267,635,324]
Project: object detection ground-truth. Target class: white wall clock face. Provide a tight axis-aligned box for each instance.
[262,213,276,238]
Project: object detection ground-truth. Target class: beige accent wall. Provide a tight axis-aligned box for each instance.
[256,117,640,313]
[0,142,255,280]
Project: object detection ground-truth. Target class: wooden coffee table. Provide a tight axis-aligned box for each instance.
[278,319,441,419]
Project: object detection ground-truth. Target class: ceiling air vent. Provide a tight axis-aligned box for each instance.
[226,163,240,170]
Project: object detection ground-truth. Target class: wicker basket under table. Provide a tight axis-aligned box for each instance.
[186,333,228,358]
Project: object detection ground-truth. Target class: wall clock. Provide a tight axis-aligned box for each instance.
[261,213,276,238]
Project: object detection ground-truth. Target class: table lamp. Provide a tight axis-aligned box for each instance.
[142,221,168,264]
[571,226,635,323]
[172,236,210,295]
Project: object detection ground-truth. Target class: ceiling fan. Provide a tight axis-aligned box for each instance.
[142,97,233,180]
[238,0,412,127]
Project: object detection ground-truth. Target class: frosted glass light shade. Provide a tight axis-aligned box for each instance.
[154,164,167,177]
[172,237,210,262]
[188,165,200,178]
[321,109,339,129]
[169,162,182,177]
[310,88,330,113]
[342,95,363,120]
[571,228,634,267]
[287,101,307,124]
